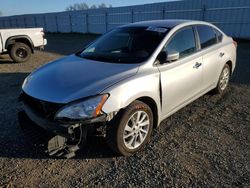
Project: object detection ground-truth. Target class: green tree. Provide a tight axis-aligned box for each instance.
[66,2,112,11]
[98,3,112,9]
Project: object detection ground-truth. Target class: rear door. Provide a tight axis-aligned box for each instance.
[157,26,203,117]
[196,25,222,90]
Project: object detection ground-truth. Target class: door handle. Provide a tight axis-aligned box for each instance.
[220,52,225,57]
[193,62,202,69]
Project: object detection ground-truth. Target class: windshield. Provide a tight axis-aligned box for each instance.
[79,26,168,64]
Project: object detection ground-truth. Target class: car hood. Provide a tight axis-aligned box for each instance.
[22,55,139,103]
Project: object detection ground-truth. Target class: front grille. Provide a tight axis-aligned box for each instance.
[21,92,64,121]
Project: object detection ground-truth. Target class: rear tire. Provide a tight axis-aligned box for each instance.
[9,42,32,63]
[106,100,153,156]
[213,64,230,94]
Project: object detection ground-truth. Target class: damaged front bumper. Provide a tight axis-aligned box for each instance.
[19,102,107,158]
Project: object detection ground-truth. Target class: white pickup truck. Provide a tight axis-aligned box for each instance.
[0,28,47,63]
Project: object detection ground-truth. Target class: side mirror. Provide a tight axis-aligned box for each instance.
[157,51,167,64]
[157,51,180,64]
[167,51,180,62]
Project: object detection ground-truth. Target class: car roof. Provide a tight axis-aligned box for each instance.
[121,19,191,29]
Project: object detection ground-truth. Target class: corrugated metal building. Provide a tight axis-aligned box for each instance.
[0,0,249,39]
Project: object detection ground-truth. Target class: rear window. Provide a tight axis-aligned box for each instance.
[197,25,217,49]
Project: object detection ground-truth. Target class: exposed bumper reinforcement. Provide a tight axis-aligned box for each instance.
[19,103,106,158]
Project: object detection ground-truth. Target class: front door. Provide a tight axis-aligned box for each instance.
[157,26,203,117]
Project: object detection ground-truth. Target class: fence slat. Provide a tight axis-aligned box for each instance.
[0,0,249,38]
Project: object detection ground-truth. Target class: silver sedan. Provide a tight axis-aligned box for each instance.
[20,20,237,157]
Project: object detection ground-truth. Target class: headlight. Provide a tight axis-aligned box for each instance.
[55,94,108,120]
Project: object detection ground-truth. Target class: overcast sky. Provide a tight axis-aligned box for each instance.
[0,0,177,16]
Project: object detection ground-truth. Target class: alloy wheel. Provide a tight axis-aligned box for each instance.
[123,110,150,150]
[219,67,230,91]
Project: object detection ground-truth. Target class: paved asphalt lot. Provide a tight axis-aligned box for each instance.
[0,33,249,187]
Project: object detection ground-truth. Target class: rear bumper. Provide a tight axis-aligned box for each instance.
[35,39,47,50]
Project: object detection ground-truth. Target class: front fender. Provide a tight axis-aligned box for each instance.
[101,68,161,125]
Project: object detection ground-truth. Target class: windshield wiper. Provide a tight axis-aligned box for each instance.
[81,54,111,62]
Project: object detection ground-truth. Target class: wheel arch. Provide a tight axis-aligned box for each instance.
[134,96,159,129]
[5,35,34,53]
[226,60,233,75]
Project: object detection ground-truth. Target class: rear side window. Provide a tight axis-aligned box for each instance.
[197,25,217,49]
[165,27,196,59]
[214,29,223,42]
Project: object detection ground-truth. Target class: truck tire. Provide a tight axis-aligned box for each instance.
[9,42,32,63]
[106,100,153,156]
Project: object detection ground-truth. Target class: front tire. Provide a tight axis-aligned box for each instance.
[213,64,230,94]
[106,101,153,156]
[9,42,32,63]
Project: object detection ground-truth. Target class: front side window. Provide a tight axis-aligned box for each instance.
[79,27,168,64]
[164,27,196,59]
[197,25,217,49]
